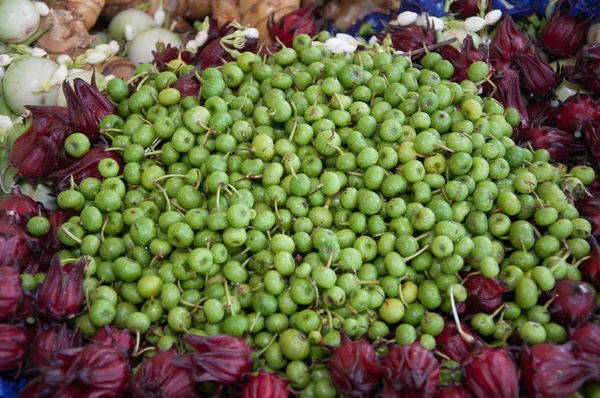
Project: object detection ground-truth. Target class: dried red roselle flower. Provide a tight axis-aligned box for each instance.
[435,321,481,363]
[581,235,600,289]
[19,377,57,398]
[463,347,519,398]
[91,325,134,354]
[329,333,383,397]
[435,385,474,398]
[36,255,86,320]
[130,348,195,398]
[439,36,486,82]
[518,126,586,159]
[578,195,600,237]
[377,24,435,52]
[243,369,289,398]
[549,279,595,325]
[564,43,600,94]
[152,44,200,72]
[556,93,600,133]
[0,323,29,371]
[62,76,116,140]
[570,323,600,365]
[0,265,23,321]
[0,187,42,229]
[49,147,124,191]
[32,323,83,368]
[173,334,253,385]
[494,74,529,130]
[450,0,478,17]
[521,343,599,397]
[0,222,36,271]
[583,119,600,164]
[268,5,320,48]
[38,209,75,252]
[490,16,528,63]
[527,100,556,126]
[172,72,201,97]
[512,47,561,98]
[9,106,72,181]
[463,274,509,313]
[381,343,440,398]
[540,6,591,58]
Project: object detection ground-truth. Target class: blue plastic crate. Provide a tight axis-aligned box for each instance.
[0,377,26,398]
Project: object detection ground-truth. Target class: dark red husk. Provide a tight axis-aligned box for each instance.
[527,100,557,126]
[243,369,289,398]
[198,35,259,68]
[493,61,519,97]
[330,333,383,397]
[582,119,600,164]
[450,0,478,17]
[31,323,83,368]
[36,256,86,320]
[48,147,124,191]
[19,377,56,398]
[564,43,600,94]
[173,334,253,385]
[268,5,320,48]
[570,323,600,366]
[62,76,117,140]
[494,73,529,130]
[540,5,591,58]
[0,323,29,371]
[518,126,586,159]
[577,195,600,237]
[151,43,201,72]
[38,209,75,253]
[512,47,561,98]
[0,186,42,229]
[463,347,519,398]
[129,348,195,398]
[462,274,509,313]
[172,72,201,97]
[0,222,36,271]
[90,325,134,354]
[549,279,595,325]
[0,265,23,321]
[489,16,528,63]
[581,235,600,289]
[555,93,600,133]
[8,106,72,181]
[439,36,487,83]
[377,24,436,52]
[435,321,482,363]
[435,385,474,398]
[521,343,599,397]
[381,343,440,398]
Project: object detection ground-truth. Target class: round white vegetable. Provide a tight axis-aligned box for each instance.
[128,28,183,65]
[0,0,40,43]
[108,9,155,42]
[2,57,59,114]
[55,71,106,108]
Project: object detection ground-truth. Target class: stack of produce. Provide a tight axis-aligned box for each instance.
[1,0,600,397]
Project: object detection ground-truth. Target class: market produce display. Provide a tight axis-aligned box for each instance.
[1,0,600,397]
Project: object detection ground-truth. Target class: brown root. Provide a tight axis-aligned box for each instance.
[240,0,300,45]
[100,56,136,80]
[102,0,212,21]
[212,0,242,27]
[46,0,105,31]
[36,9,94,60]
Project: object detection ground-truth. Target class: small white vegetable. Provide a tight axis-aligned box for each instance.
[94,44,110,54]
[396,11,418,26]
[244,28,260,39]
[0,116,12,131]
[484,10,502,26]
[0,66,4,81]
[336,33,361,46]
[588,22,600,44]
[34,1,49,17]
[57,54,72,65]
[154,7,166,27]
[109,40,120,54]
[127,28,183,65]
[195,31,209,47]
[415,14,444,30]
[2,56,59,114]
[85,51,107,64]
[108,9,156,42]
[51,64,69,84]
[0,54,12,67]
[30,48,47,58]
[439,28,482,47]
[124,25,135,41]
[0,0,40,44]
[105,75,116,82]
[464,16,487,32]
[369,36,379,45]
[325,38,356,54]
[186,40,199,53]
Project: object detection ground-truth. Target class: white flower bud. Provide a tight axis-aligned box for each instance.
[57,54,72,65]
[244,28,259,39]
[185,40,199,53]
[0,66,4,80]
[464,16,487,32]
[325,37,355,54]
[429,16,445,31]
[0,115,12,131]
[51,64,69,84]
[194,31,209,47]
[105,74,116,82]
[109,40,120,54]
[484,10,502,26]
[31,47,47,57]
[124,25,135,41]
[85,50,107,64]
[154,8,166,27]
[94,44,110,54]
[0,54,12,67]
[397,11,418,26]
[336,33,360,46]
[34,2,49,17]
[368,36,379,45]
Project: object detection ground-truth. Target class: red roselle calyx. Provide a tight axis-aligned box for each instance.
[564,43,600,94]
[0,187,42,229]
[581,235,600,289]
[36,255,86,320]
[512,47,561,98]
[0,222,36,271]
[0,323,29,371]
[48,147,124,191]
[463,274,509,313]
[91,325,135,354]
[569,323,600,365]
[268,5,320,48]
[31,323,83,368]
[555,93,600,133]
[329,333,383,397]
[377,24,436,52]
[527,100,556,126]
[521,343,599,397]
[9,106,72,181]
[172,72,201,97]
[463,346,519,398]
[382,343,440,398]
[494,73,529,130]
[151,44,200,72]
[173,334,253,385]
[0,265,23,321]
[549,279,595,325]
[435,385,474,398]
[450,0,478,17]
[518,126,586,159]
[435,321,481,363]
[540,6,590,58]
[62,76,117,140]
[439,36,487,83]
[129,348,195,398]
[583,119,600,165]
[243,370,289,398]
[490,16,528,63]
[578,195,600,237]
